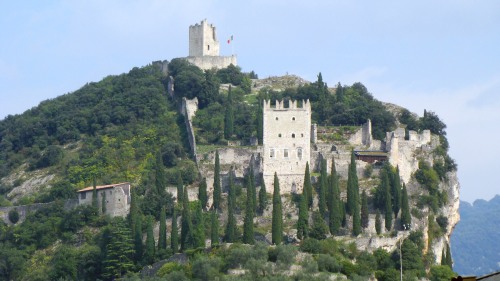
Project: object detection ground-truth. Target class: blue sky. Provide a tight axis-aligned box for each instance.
[1,1,499,202]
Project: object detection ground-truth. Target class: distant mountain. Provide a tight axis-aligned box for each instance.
[451,195,500,276]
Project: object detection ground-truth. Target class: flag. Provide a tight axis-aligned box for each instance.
[227,35,233,44]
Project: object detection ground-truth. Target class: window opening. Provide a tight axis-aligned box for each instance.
[270,149,275,158]
[279,133,282,138]
[81,193,86,200]
[292,117,296,121]
[292,133,296,138]
[284,149,289,158]
[276,117,279,120]
[297,148,303,160]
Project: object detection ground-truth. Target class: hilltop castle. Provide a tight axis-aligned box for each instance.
[185,19,237,70]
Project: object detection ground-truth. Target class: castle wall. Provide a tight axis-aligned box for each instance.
[185,55,237,70]
[262,100,311,193]
[189,19,220,57]
[181,97,198,158]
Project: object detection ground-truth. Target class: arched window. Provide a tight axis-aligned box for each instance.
[292,117,296,121]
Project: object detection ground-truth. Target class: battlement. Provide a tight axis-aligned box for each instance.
[263,99,311,110]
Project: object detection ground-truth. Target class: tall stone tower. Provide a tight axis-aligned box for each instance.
[186,20,237,70]
[262,100,311,194]
[189,19,220,57]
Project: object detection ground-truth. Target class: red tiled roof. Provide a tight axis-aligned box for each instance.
[77,182,130,193]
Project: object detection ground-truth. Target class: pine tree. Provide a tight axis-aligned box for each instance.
[225,170,237,242]
[346,151,359,215]
[159,206,167,251]
[102,220,135,280]
[134,215,143,262]
[213,150,221,210]
[375,210,382,235]
[210,210,219,246]
[392,166,402,218]
[329,157,342,235]
[243,179,255,244]
[198,178,208,210]
[272,172,283,245]
[180,186,193,251]
[144,217,155,264]
[224,85,234,139]
[101,190,107,215]
[361,190,369,229]
[297,193,308,240]
[258,174,267,215]
[171,206,178,253]
[192,201,205,248]
[304,162,313,209]
[319,158,328,216]
[176,170,183,204]
[384,177,393,231]
[400,183,412,229]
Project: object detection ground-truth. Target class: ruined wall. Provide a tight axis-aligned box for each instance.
[185,55,237,70]
[262,100,311,193]
[181,97,199,158]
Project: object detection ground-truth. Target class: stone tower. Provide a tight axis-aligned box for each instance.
[189,19,220,57]
[186,20,237,70]
[262,100,311,194]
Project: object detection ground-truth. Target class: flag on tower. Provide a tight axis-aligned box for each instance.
[227,35,233,44]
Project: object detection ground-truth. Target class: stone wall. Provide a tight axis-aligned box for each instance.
[189,19,220,57]
[181,97,199,158]
[185,55,237,70]
[78,183,131,217]
[0,199,78,225]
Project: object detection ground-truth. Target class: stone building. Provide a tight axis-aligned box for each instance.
[77,182,132,217]
[262,100,311,193]
[185,19,237,70]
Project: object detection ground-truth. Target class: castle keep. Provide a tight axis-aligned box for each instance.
[262,100,311,193]
[185,19,237,70]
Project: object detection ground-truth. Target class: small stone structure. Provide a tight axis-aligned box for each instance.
[262,99,312,193]
[181,97,199,158]
[77,182,132,217]
[185,19,237,70]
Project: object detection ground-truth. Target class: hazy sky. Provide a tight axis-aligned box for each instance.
[1,1,499,203]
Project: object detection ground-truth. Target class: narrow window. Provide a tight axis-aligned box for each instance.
[297,148,303,160]
[284,149,289,158]
[208,45,210,50]
[81,193,86,200]
[270,149,275,158]
[292,117,296,121]
[301,133,304,137]
[279,133,282,138]
[292,133,296,138]
[276,117,279,120]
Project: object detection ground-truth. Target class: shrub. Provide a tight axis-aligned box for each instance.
[436,215,448,232]
[299,238,322,254]
[8,208,19,224]
[157,262,184,277]
[316,254,341,273]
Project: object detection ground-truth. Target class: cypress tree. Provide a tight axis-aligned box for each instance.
[225,170,237,242]
[176,170,183,204]
[134,215,143,262]
[249,162,257,214]
[129,188,138,233]
[271,172,283,245]
[171,206,178,253]
[180,186,193,251]
[224,85,234,139]
[101,190,107,215]
[144,217,156,264]
[329,157,342,235]
[310,211,329,240]
[346,151,359,215]
[392,166,402,218]
[198,177,208,210]
[361,190,369,229]
[213,150,221,210]
[341,201,347,228]
[441,248,447,266]
[243,179,255,244]
[319,158,328,216]
[211,210,219,246]
[384,175,393,231]
[375,210,382,235]
[400,183,412,229]
[159,206,167,251]
[258,174,267,215]
[192,201,205,248]
[297,193,309,240]
[257,100,263,145]
[352,192,361,236]
[304,162,313,209]
[155,153,167,198]
[445,242,453,268]
[92,178,98,209]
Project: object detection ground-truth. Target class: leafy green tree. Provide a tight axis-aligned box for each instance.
[361,190,369,229]
[211,210,219,246]
[304,162,313,208]
[224,85,234,139]
[102,219,135,280]
[319,158,328,216]
[310,211,328,240]
[176,170,184,205]
[297,193,309,240]
[180,186,194,251]
[258,174,267,215]
[199,178,208,210]
[171,206,179,253]
[375,210,382,235]
[400,183,412,229]
[272,172,283,245]
[346,151,359,215]
[430,265,456,281]
[144,217,156,264]
[225,170,237,242]
[50,245,77,281]
[213,150,221,210]
[243,179,255,244]
[0,243,26,281]
[8,209,19,224]
[420,110,447,136]
[159,206,167,251]
[392,166,402,218]
[192,201,205,248]
[199,69,221,109]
